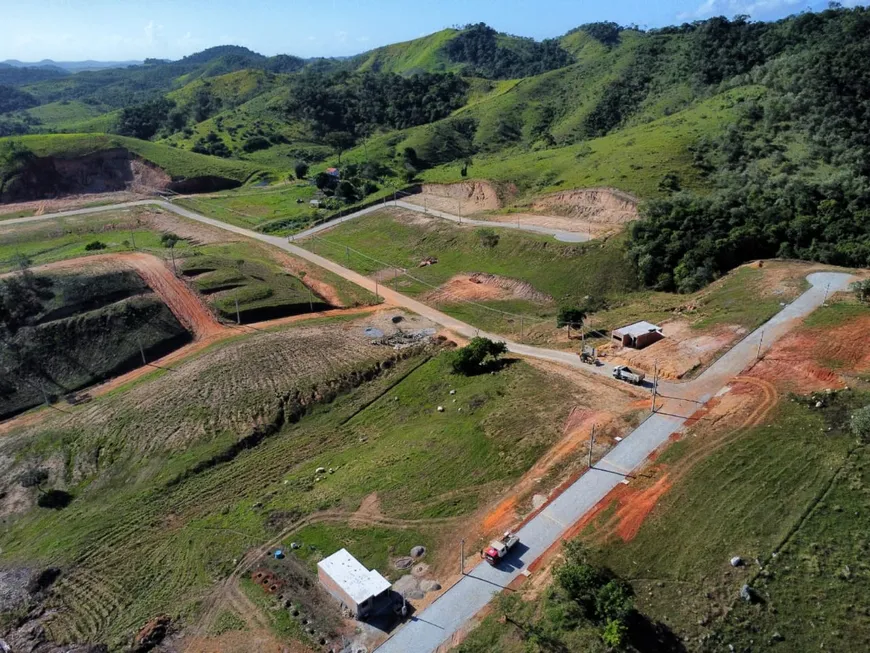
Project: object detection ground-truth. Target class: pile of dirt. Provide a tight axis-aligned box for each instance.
[423,273,553,305]
[404,181,512,215]
[468,273,553,303]
[530,188,638,224]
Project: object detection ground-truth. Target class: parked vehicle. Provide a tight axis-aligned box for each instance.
[484,531,520,565]
[613,365,645,385]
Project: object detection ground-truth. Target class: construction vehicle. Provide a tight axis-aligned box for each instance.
[613,365,645,385]
[579,345,597,365]
[484,531,520,566]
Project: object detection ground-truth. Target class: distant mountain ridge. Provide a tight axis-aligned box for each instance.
[2,59,142,72]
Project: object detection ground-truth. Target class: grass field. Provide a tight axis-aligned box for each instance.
[0,209,193,272]
[23,101,116,133]
[174,183,317,232]
[181,241,330,321]
[0,330,577,648]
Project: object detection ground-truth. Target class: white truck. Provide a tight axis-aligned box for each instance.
[484,531,520,566]
[613,365,645,385]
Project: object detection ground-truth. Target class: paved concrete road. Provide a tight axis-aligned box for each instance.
[3,200,854,653]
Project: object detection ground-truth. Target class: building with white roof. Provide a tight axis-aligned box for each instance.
[611,321,664,349]
[317,548,392,619]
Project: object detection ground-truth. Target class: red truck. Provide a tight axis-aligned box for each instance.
[484,531,520,566]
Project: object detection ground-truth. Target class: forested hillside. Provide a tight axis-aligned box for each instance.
[2,6,870,289]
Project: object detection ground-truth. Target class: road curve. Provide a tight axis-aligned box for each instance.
[2,199,855,653]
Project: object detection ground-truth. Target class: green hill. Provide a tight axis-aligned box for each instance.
[354,29,462,75]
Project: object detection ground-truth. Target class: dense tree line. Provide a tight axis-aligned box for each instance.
[629,6,870,292]
[284,70,468,139]
[444,23,573,79]
[0,85,38,114]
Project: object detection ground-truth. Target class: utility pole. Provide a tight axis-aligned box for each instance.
[138,337,146,366]
[130,230,136,250]
[235,298,241,325]
[308,286,314,312]
[345,245,350,268]
[588,424,596,468]
[651,361,658,414]
[460,538,465,575]
[823,283,831,305]
[375,278,379,303]
[169,246,177,276]
[756,330,765,361]
[520,315,524,340]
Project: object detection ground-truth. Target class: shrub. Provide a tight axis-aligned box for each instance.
[476,228,499,248]
[161,232,180,248]
[84,241,107,251]
[851,279,870,303]
[451,337,508,375]
[851,405,870,442]
[294,161,309,180]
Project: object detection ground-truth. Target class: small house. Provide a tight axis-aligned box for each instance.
[317,549,391,619]
[611,321,664,350]
[325,167,340,179]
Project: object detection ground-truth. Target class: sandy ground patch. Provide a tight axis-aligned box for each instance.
[423,273,554,305]
[183,628,308,653]
[403,181,507,216]
[605,320,747,380]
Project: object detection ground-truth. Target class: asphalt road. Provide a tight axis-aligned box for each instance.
[3,199,855,652]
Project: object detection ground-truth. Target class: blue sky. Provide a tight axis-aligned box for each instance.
[1,0,866,62]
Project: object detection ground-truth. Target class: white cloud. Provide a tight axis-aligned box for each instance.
[677,0,803,20]
[335,30,348,43]
[356,36,370,42]
[143,20,164,45]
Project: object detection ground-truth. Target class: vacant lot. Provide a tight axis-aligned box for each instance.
[0,317,613,650]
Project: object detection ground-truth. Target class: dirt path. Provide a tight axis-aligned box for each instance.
[23,252,225,339]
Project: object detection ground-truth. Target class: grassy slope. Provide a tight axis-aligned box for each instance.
[181,241,329,321]
[23,101,113,132]
[1,133,263,183]
[354,29,462,74]
[0,346,575,646]
[424,85,763,198]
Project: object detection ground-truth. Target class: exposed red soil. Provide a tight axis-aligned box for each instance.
[748,312,870,393]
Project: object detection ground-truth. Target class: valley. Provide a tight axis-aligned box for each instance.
[2,6,870,653]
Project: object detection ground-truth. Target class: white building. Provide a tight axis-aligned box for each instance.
[317,549,391,619]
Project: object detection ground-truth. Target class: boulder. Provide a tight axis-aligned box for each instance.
[393,557,414,570]
[315,467,326,474]
[420,580,442,593]
[410,546,426,558]
[739,584,754,602]
[730,556,743,567]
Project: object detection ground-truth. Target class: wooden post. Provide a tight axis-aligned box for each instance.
[460,538,465,575]
[235,298,241,325]
[652,361,658,413]
[756,330,764,361]
[588,424,596,468]
[138,338,146,366]
[308,286,314,312]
